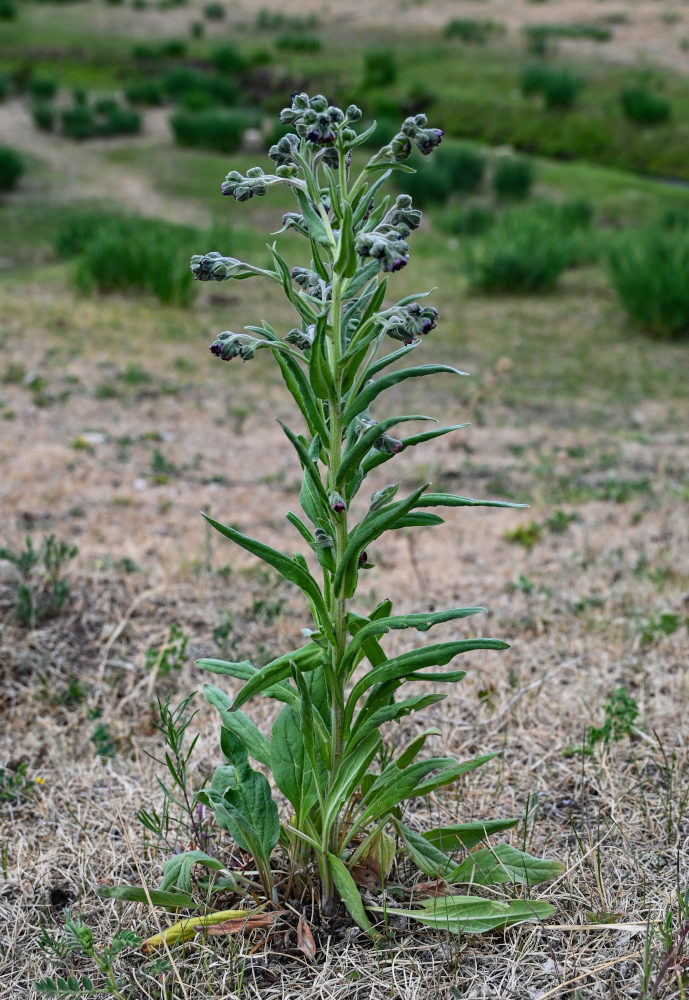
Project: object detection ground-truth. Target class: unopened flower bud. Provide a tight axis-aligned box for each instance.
[328,491,346,514]
[284,326,315,351]
[370,483,399,511]
[358,550,369,568]
[191,251,242,281]
[374,433,404,455]
[310,94,328,112]
[346,104,362,121]
[314,527,333,548]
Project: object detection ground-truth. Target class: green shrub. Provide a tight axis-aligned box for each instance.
[0,145,24,191]
[160,39,187,58]
[170,108,247,152]
[255,8,318,30]
[362,49,397,88]
[558,197,594,230]
[61,105,97,140]
[492,156,534,201]
[524,22,612,54]
[98,106,141,136]
[190,20,204,38]
[402,159,452,207]
[275,33,322,52]
[520,63,551,96]
[445,18,500,44]
[53,209,124,258]
[203,1,224,18]
[27,76,58,102]
[520,64,583,110]
[0,0,16,17]
[211,44,248,76]
[437,144,485,193]
[125,79,165,106]
[162,67,239,106]
[607,226,689,338]
[31,103,56,131]
[620,86,670,126]
[73,216,200,306]
[466,208,574,293]
[437,203,495,236]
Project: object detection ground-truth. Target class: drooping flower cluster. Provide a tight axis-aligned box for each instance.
[291,266,331,302]
[379,302,439,345]
[357,417,403,455]
[284,325,315,351]
[382,113,444,162]
[209,331,259,362]
[354,193,422,273]
[190,252,271,282]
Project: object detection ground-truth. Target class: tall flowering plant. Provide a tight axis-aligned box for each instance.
[176,96,560,935]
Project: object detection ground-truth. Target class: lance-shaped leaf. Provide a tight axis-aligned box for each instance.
[361,423,469,476]
[415,493,529,511]
[365,340,420,379]
[277,421,329,506]
[342,364,466,424]
[446,844,565,888]
[341,606,485,677]
[333,483,428,595]
[295,189,331,246]
[202,514,331,639]
[308,314,335,400]
[321,730,381,837]
[231,642,327,711]
[370,896,555,935]
[198,732,279,868]
[344,639,508,730]
[272,705,325,822]
[335,201,357,278]
[160,850,231,894]
[341,259,382,301]
[197,657,299,709]
[326,853,378,937]
[97,885,196,909]
[204,684,272,767]
[346,693,445,749]
[336,415,433,489]
[269,243,319,324]
[422,818,519,854]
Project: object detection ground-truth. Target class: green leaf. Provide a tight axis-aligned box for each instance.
[344,639,507,729]
[342,606,485,677]
[362,424,469,476]
[308,313,335,400]
[371,896,555,934]
[366,341,420,379]
[335,202,357,278]
[342,259,381,301]
[395,820,457,879]
[422,819,519,853]
[417,493,529,511]
[204,684,272,767]
[343,364,466,424]
[199,731,279,865]
[276,421,329,505]
[97,885,196,908]
[447,844,565,888]
[347,693,445,747]
[326,853,378,937]
[160,850,229,894]
[202,513,330,636]
[322,730,381,835]
[336,414,433,489]
[231,642,326,711]
[333,483,430,596]
[296,188,331,247]
[287,510,315,545]
[272,705,325,821]
[196,658,299,708]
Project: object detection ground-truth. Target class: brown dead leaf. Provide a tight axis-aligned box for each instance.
[198,911,284,936]
[350,863,383,891]
[297,916,317,963]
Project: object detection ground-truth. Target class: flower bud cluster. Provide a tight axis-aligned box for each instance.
[278,94,363,150]
[190,252,245,281]
[221,166,271,201]
[284,325,315,351]
[383,194,422,237]
[209,331,258,362]
[382,113,444,162]
[268,132,300,167]
[355,228,409,273]
[379,302,439,345]
[291,266,331,302]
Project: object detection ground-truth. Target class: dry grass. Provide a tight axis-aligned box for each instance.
[1,265,688,998]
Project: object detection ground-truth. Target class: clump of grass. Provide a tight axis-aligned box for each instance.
[437,144,486,193]
[492,156,534,201]
[620,86,671,126]
[520,64,584,110]
[0,144,24,191]
[466,207,575,293]
[0,535,78,628]
[170,108,248,153]
[362,49,397,88]
[203,1,224,19]
[607,225,689,339]
[162,67,239,107]
[124,80,165,106]
[275,34,322,52]
[445,18,501,44]
[437,203,495,236]
[27,76,58,102]
[54,215,201,306]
